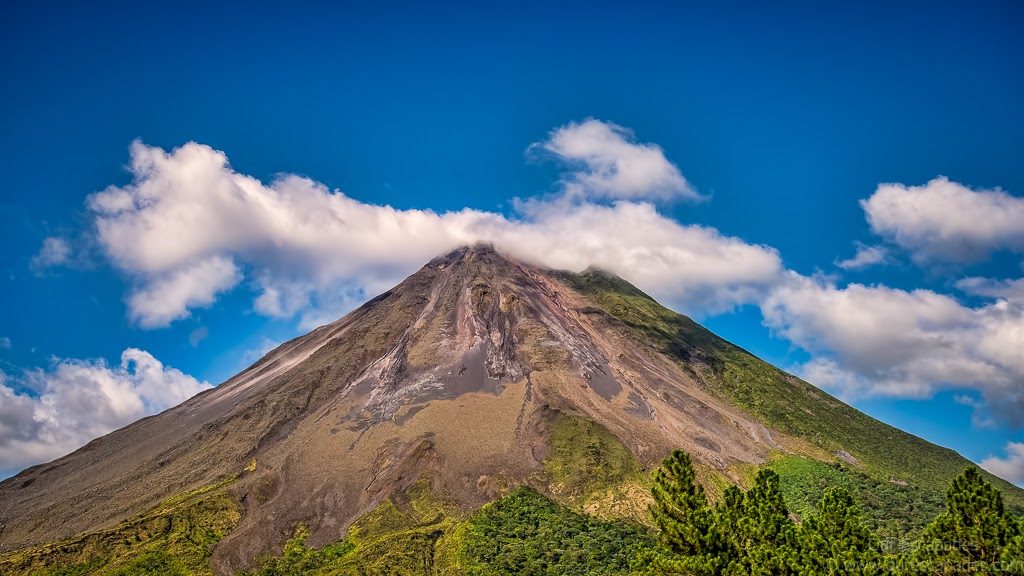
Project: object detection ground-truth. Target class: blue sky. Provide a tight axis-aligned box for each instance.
[2,0,1024,481]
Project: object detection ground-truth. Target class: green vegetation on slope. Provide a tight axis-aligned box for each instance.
[10,449,1024,575]
[242,416,652,576]
[459,486,652,575]
[544,413,641,499]
[541,413,653,523]
[563,269,1024,510]
[243,479,461,576]
[0,477,241,576]
[763,456,944,540]
[646,450,1024,576]
[242,484,651,576]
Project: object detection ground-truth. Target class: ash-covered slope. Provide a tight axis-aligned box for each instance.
[0,245,1014,572]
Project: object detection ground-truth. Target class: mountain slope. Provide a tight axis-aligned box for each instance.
[0,245,1018,573]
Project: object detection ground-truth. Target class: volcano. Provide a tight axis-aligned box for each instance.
[1,245,1019,573]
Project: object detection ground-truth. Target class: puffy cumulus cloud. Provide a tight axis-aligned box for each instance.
[530,118,700,201]
[763,273,1024,424]
[980,442,1024,485]
[126,256,242,328]
[75,140,780,328]
[835,242,889,270]
[862,177,1024,265]
[0,349,210,475]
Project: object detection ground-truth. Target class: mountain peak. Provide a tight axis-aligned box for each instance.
[3,247,1019,573]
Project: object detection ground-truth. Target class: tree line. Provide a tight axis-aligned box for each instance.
[642,450,1024,575]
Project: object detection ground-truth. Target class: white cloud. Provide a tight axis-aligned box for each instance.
[980,442,1024,485]
[0,337,10,350]
[956,276,1024,304]
[0,349,210,475]
[30,236,72,271]
[531,118,701,201]
[797,357,877,399]
[22,130,1024,437]
[862,177,1024,265]
[490,201,781,314]
[835,242,889,270]
[71,138,779,328]
[126,256,242,328]
[763,273,1024,424]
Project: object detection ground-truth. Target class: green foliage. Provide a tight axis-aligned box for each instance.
[245,457,1020,576]
[726,469,801,575]
[908,467,1015,575]
[240,526,354,576]
[107,550,187,575]
[1001,516,1024,575]
[544,414,641,501]
[10,452,1024,576]
[642,452,1024,576]
[460,486,652,575]
[241,482,653,576]
[767,456,944,539]
[644,453,801,575]
[799,487,883,575]
[0,478,241,576]
[650,450,715,557]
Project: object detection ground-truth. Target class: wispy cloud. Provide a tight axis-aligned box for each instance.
[30,236,72,272]
[835,242,889,270]
[188,326,209,348]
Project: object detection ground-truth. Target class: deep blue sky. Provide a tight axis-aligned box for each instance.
[2,1,1023,477]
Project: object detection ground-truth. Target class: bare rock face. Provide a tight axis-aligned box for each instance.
[0,245,786,571]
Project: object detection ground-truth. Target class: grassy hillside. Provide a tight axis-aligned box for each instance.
[562,269,1024,511]
[753,456,945,540]
[0,477,240,575]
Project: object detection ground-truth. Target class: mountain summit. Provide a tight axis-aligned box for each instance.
[1,245,1019,573]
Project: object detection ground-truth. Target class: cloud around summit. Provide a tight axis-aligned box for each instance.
[65,121,780,329]
[31,120,1024,435]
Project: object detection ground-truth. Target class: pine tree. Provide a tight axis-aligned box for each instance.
[1001,515,1024,576]
[911,467,1011,575]
[712,485,745,569]
[650,450,715,557]
[798,486,882,575]
[724,469,800,576]
[645,450,720,575]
